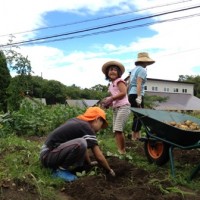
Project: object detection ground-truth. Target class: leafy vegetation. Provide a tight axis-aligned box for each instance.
[0,51,11,113]
[0,100,84,137]
[0,105,200,199]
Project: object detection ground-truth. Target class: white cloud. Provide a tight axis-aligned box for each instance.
[18,46,109,88]
[1,0,200,89]
[40,57,109,89]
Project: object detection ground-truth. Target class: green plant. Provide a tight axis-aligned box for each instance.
[0,101,84,137]
[0,106,200,199]
[76,166,99,178]
[0,135,65,199]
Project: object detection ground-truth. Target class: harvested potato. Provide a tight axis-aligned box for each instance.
[189,125,198,130]
[166,120,200,131]
[179,125,189,130]
[169,121,176,126]
[184,120,193,126]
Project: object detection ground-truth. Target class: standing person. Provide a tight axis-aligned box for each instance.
[40,107,115,182]
[128,52,155,141]
[101,61,130,155]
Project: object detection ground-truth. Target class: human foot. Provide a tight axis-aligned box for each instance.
[131,132,141,141]
[118,149,126,155]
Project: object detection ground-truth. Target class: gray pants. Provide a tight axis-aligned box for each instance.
[40,138,87,170]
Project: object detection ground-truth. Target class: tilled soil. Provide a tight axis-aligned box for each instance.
[1,139,200,200]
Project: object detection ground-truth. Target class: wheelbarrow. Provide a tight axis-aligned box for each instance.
[130,107,200,180]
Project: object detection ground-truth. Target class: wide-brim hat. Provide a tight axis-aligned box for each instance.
[102,61,125,75]
[135,52,155,65]
[77,106,108,129]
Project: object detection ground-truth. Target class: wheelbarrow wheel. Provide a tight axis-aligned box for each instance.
[144,140,169,166]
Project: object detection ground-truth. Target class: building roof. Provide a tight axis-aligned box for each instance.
[147,78,194,85]
[82,100,100,107]
[65,99,99,108]
[24,96,46,105]
[124,76,194,85]
[146,92,200,110]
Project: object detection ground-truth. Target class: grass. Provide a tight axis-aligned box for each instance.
[1,130,200,199]
[0,134,65,199]
[1,104,200,199]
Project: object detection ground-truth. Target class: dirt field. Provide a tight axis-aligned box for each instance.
[1,140,200,200]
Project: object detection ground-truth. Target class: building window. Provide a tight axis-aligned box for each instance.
[144,86,147,90]
[164,87,169,92]
[182,88,187,93]
[152,86,158,91]
[173,88,178,93]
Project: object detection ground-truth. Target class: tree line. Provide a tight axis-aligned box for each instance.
[1,43,200,113]
[0,47,109,112]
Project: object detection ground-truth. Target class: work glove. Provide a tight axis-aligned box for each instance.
[90,161,98,166]
[109,169,116,177]
[135,96,142,106]
[101,96,113,109]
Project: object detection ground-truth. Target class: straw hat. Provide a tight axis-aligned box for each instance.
[102,61,125,75]
[77,107,108,129]
[135,52,155,65]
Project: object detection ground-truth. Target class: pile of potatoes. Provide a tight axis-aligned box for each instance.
[166,120,200,131]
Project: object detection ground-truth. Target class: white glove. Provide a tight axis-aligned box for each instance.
[109,169,116,177]
[90,161,98,166]
[135,96,142,105]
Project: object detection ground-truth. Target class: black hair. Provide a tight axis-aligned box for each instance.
[105,65,122,81]
[135,61,147,66]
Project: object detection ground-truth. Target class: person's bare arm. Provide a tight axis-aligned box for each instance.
[136,77,143,96]
[84,150,91,165]
[91,145,113,172]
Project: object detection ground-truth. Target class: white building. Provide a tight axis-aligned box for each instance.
[144,78,200,110]
[145,78,194,95]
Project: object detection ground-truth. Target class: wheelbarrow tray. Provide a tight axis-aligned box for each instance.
[130,108,200,146]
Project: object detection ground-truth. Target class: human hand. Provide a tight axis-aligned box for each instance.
[135,96,142,105]
[101,96,113,108]
[109,169,116,177]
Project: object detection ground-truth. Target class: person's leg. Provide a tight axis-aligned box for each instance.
[113,105,130,154]
[115,131,126,154]
[132,116,141,141]
[128,94,144,141]
[43,138,87,170]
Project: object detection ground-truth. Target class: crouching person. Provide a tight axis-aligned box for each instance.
[40,107,115,182]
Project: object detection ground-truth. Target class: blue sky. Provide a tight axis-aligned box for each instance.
[1,0,200,88]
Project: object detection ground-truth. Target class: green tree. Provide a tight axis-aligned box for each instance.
[1,36,33,110]
[43,80,67,104]
[0,51,11,112]
[90,84,109,99]
[80,84,108,100]
[91,84,108,93]
[144,94,168,108]
[7,75,29,111]
[4,36,32,76]
[28,76,44,98]
[65,84,82,99]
